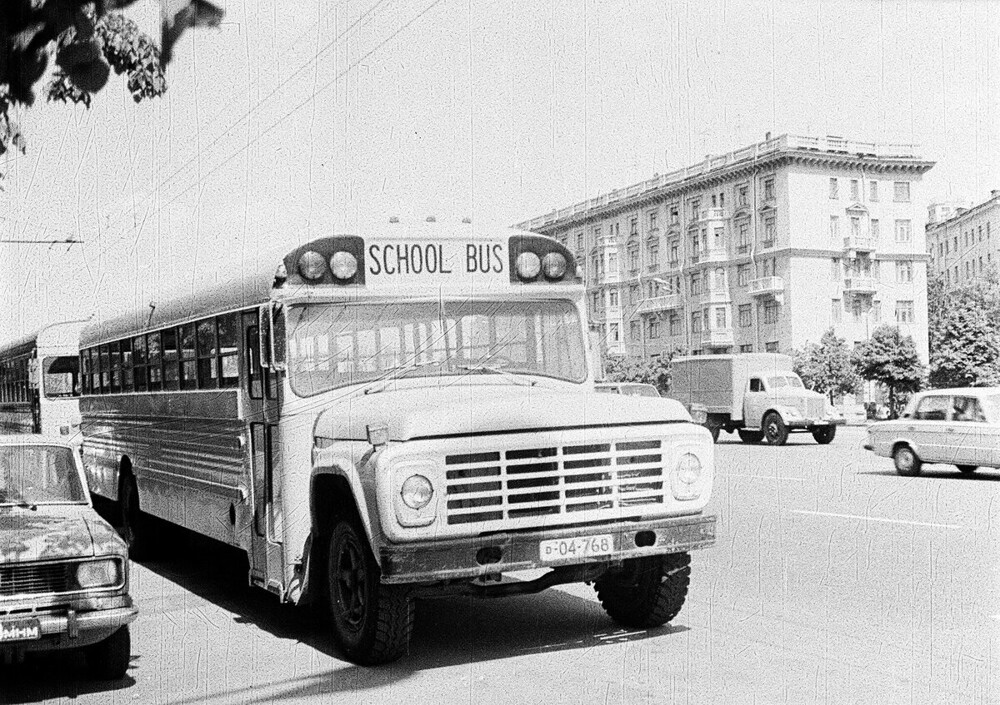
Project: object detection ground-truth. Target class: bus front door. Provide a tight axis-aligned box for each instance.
[242,311,283,594]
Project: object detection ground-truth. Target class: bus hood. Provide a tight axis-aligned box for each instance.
[313,384,693,442]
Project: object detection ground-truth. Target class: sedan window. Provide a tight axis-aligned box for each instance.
[952,396,987,423]
[913,395,949,421]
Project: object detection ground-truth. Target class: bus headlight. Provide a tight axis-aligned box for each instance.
[76,558,121,589]
[401,474,433,510]
[515,252,541,281]
[541,252,567,280]
[298,250,327,280]
[330,251,358,280]
[670,453,702,500]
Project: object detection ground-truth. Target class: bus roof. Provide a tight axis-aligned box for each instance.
[81,222,558,348]
[0,319,89,358]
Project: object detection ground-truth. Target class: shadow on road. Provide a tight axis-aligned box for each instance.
[859,468,1000,481]
[0,652,137,702]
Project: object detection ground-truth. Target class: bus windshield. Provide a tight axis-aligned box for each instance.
[43,356,80,398]
[287,300,587,395]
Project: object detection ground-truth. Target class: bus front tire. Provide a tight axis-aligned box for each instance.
[327,519,413,665]
[594,552,690,628]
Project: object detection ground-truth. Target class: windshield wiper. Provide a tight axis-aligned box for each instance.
[362,359,444,395]
[455,363,537,387]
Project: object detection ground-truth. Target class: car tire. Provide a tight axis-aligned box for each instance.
[118,474,152,560]
[957,465,977,475]
[706,424,721,443]
[812,426,836,445]
[327,519,413,665]
[893,445,922,476]
[738,430,763,444]
[85,625,131,680]
[763,412,789,446]
[594,552,690,628]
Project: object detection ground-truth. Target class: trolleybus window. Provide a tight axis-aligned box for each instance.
[218,313,240,388]
[147,332,163,390]
[287,300,586,396]
[42,356,80,398]
[162,327,180,390]
[180,324,197,389]
[132,335,148,391]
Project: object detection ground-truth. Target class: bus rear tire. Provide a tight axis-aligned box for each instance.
[327,519,413,665]
[119,474,151,560]
[594,552,690,628]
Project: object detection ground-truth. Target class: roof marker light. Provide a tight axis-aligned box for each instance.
[298,250,327,280]
[542,252,567,280]
[515,251,541,281]
[330,251,358,280]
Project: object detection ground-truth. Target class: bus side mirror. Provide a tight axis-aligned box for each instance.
[270,302,287,373]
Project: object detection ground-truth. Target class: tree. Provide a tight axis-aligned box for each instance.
[1,0,223,178]
[792,328,860,403]
[851,325,924,417]
[604,354,674,396]
[927,274,1000,388]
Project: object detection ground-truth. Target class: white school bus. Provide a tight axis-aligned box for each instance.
[79,221,716,664]
[0,320,87,440]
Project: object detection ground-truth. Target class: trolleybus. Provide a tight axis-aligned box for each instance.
[78,220,716,664]
[0,320,87,440]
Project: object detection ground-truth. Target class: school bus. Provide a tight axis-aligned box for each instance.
[79,221,716,664]
[0,320,87,440]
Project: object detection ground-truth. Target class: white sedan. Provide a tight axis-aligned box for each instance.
[864,387,1000,476]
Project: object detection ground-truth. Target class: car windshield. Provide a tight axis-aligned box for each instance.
[43,356,80,398]
[287,300,587,395]
[0,445,87,506]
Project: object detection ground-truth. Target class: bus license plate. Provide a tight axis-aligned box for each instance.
[539,534,614,562]
[0,618,41,642]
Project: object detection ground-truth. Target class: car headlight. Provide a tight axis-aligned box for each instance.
[400,474,433,510]
[671,453,702,500]
[76,558,121,589]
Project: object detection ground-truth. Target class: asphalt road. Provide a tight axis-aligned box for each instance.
[3,426,996,704]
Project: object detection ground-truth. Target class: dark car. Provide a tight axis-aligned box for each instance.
[0,435,137,678]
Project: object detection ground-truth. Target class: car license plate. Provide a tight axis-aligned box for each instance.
[0,618,41,642]
[539,534,614,561]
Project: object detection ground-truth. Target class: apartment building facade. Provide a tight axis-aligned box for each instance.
[926,191,1000,286]
[518,134,934,363]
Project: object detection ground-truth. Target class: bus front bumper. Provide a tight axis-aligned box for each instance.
[378,514,716,584]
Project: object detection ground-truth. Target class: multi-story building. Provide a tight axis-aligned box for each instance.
[517,133,934,363]
[926,191,1000,286]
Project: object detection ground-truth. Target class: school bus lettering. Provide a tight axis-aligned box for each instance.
[466,243,504,273]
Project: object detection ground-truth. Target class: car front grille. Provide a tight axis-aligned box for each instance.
[0,562,74,598]
[444,439,665,526]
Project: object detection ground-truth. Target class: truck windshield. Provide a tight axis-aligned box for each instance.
[767,375,803,389]
[0,445,87,506]
[287,300,587,395]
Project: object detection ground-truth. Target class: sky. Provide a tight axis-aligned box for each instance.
[1,0,998,340]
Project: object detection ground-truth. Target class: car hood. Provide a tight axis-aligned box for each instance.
[313,383,692,442]
[0,506,123,564]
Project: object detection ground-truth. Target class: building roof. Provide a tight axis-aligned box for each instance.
[517,133,935,234]
[925,192,1000,233]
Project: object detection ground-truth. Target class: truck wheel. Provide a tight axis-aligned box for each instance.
[706,424,721,443]
[118,475,152,560]
[812,426,836,444]
[738,430,763,444]
[85,625,131,680]
[327,519,413,665]
[892,445,922,476]
[762,412,789,445]
[594,552,690,628]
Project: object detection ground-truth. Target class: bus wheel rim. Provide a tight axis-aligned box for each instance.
[336,537,367,630]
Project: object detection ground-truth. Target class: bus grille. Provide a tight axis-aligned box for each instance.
[444,440,665,525]
[0,562,73,598]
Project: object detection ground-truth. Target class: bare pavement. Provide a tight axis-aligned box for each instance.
[3,427,996,705]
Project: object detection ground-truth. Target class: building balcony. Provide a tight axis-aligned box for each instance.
[701,327,735,347]
[843,276,877,295]
[636,294,682,314]
[698,207,728,222]
[749,276,785,299]
[843,234,876,255]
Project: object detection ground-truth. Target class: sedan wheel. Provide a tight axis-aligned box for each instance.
[892,445,922,476]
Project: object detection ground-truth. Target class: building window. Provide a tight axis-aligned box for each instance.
[670,205,679,225]
[831,258,841,279]
[871,219,880,240]
[738,185,748,206]
[609,290,619,308]
[630,217,638,236]
[765,341,779,352]
[628,248,639,272]
[691,312,703,334]
[668,240,679,267]
[757,257,776,278]
[896,300,915,323]
[609,323,620,343]
[737,221,750,253]
[608,251,618,273]
[648,318,660,339]
[630,321,639,342]
[852,299,864,319]
[689,199,700,220]
[829,178,839,199]
[896,260,913,283]
[715,307,728,329]
[832,298,842,323]
[873,300,881,321]
[739,344,754,353]
[647,242,660,271]
[830,216,840,239]
[690,272,702,295]
[895,220,912,243]
[979,225,983,241]
[648,210,658,231]
[763,301,779,325]
[762,216,775,246]
[893,181,911,202]
[851,217,861,238]
[737,263,751,286]
[850,179,859,200]
[869,180,878,201]
[763,178,775,201]
[575,232,584,250]
[669,313,682,336]
[738,304,752,328]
